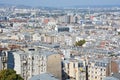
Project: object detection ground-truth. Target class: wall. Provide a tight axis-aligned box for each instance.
[47,54,62,80]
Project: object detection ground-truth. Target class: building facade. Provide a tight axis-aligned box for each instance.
[7,48,62,80]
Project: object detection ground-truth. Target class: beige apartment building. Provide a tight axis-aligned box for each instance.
[88,59,119,80]
[63,59,86,80]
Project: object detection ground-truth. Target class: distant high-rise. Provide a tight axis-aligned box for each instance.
[65,15,71,24]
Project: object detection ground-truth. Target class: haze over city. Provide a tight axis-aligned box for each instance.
[0,0,120,80]
[0,0,120,7]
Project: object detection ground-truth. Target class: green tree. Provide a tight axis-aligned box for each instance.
[0,69,24,80]
[75,40,86,47]
[118,32,120,35]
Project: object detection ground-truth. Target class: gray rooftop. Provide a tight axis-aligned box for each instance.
[103,77,119,80]
[29,73,59,80]
[112,73,120,80]
[13,48,58,57]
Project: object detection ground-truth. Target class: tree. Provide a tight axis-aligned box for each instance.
[118,32,120,35]
[75,40,86,47]
[0,69,24,80]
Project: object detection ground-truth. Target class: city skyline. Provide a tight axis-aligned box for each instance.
[0,0,120,7]
[0,1,120,80]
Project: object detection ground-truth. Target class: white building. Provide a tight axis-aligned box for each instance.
[62,59,86,80]
[32,33,41,41]
[8,48,61,80]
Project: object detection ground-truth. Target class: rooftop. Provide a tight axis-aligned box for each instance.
[103,77,119,80]
[29,73,59,80]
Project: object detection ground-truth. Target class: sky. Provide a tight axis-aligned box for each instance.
[0,0,120,7]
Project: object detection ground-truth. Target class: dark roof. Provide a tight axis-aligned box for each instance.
[112,73,120,79]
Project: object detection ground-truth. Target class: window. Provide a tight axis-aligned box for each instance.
[32,56,34,60]
[95,76,97,79]
[41,56,44,60]
[78,63,83,67]
[44,68,46,71]
[73,63,75,68]
[68,63,70,69]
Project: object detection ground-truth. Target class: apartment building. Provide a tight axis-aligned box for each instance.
[7,48,62,80]
[88,58,119,80]
[62,59,86,80]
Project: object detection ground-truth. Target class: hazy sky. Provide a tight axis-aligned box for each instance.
[0,0,120,7]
